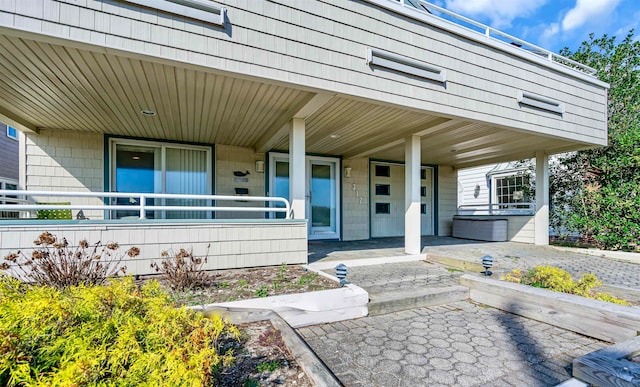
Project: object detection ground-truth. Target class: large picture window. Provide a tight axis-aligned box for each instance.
[493,174,530,207]
[109,138,212,219]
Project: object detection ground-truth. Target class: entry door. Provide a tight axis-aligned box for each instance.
[307,159,339,239]
[370,162,434,237]
[269,154,340,239]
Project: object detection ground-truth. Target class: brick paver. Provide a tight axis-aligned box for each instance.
[299,301,608,386]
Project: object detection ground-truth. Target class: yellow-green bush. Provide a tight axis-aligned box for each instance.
[0,275,239,386]
[501,266,630,306]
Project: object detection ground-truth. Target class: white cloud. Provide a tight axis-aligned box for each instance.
[562,0,622,31]
[445,0,548,29]
[541,23,560,41]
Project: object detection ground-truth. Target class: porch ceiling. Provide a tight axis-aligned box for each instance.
[0,33,587,168]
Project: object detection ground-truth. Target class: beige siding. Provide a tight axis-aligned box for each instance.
[342,158,369,241]
[0,0,607,146]
[25,129,104,219]
[506,216,535,244]
[438,165,456,236]
[0,221,308,275]
[215,144,266,219]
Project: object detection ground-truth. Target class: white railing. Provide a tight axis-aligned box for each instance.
[457,203,535,216]
[0,190,291,220]
[376,0,597,77]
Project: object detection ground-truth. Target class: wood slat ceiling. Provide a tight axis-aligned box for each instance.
[0,34,593,168]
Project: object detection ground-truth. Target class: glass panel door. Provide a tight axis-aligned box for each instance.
[272,159,290,219]
[113,144,160,219]
[308,160,338,239]
[165,147,209,219]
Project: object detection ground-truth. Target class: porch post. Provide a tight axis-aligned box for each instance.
[289,118,306,220]
[535,151,549,245]
[405,135,421,254]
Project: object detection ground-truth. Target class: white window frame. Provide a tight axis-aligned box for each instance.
[491,172,531,206]
[6,126,17,140]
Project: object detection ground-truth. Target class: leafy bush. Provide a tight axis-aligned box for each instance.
[2,232,137,289]
[0,276,239,386]
[150,248,212,291]
[501,265,630,305]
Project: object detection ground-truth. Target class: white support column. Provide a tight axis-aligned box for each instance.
[535,151,549,245]
[405,135,421,254]
[289,118,306,220]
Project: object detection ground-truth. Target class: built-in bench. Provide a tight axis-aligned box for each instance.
[452,216,508,242]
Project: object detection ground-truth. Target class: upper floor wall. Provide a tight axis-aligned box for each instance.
[0,0,608,148]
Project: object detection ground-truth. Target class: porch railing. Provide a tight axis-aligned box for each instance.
[457,203,535,216]
[0,190,291,220]
[370,0,597,76]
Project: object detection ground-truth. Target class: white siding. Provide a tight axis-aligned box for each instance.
[457,164,494,207]
[0,0,608,146]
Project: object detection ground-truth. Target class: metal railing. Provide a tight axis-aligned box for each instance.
[379,0,597,76]
[457,203,535,216]
[0,190,291,220]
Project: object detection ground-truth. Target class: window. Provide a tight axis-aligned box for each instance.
[110,138,212,220]
[0,180,19,219]
[421,186,427,197]
[494,174,530,207]
[6,126,17,140]
[375,165,390,177]
[375,203,390,214]
[375,184,391,196]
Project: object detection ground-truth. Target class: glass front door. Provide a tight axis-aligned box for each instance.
[269,154,340,239]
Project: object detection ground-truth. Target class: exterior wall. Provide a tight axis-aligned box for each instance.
[0,0,607,146]
[506,216,535,244]
[457,164,493,207]
[0,123,19,181]
[215,144,266,219]
[0,220,308,275]
[342,158,369,241]
[437,165,456,236]
[25,129,104,219]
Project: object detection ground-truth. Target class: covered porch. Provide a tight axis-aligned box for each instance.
[0,0,608,271]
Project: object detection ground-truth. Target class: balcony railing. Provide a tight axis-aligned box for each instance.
[0,190,291,220]
[457,203,535,216]
[368,0,597,77]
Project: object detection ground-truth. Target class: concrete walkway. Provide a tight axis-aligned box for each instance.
[300,238,640,386]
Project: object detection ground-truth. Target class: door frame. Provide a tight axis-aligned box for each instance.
[268,152,341,240]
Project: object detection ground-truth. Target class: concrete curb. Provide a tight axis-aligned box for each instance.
[199,307,342,387]
[307,253,425,271]
[551,246,640,264]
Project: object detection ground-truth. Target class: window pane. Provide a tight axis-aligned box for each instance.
[375,203,390,214]
[375,165,390,177]
[375,184,391,196]
[165,147,209,219]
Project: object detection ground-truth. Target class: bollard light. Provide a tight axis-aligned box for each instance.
[481,255,493,276]
[335,263,349,287]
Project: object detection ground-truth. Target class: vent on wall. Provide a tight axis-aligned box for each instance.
[517,91,565,115]
[124,0,226,26]
[367,48,446,84]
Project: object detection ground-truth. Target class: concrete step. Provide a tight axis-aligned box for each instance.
[368,285,469,316]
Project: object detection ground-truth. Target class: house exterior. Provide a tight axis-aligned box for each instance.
[0,123,20,219]
[0,0,608,273]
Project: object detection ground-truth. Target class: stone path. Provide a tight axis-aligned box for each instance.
[298,301,607,386]
[425,239,640,289]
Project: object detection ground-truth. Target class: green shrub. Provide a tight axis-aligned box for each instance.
[2,232,137,289]
[501,265,630,305]
[0,276,239,386]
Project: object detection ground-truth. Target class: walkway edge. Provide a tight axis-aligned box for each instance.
[306,253,425,271]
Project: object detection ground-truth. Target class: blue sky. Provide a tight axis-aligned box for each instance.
[433,0,640,53]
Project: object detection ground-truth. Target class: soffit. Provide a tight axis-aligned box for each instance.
[0,34,593,169]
